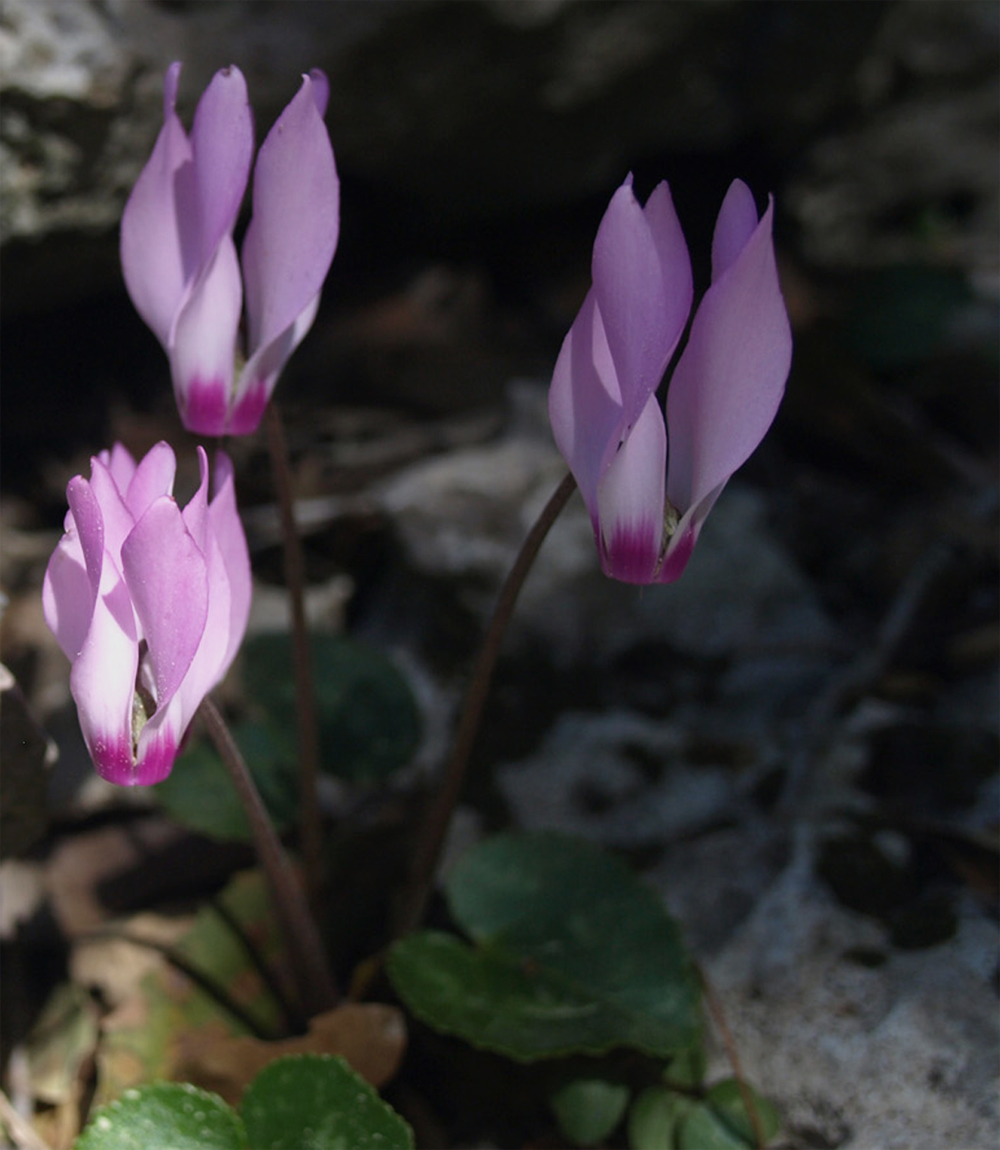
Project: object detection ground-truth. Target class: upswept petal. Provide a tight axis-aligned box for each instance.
[70,569,138,785]
[179,445,210,551]
[306,67,330,118]
[644,180,694,319]
[711,179,760,281]
[187,65,253,269]
[65,477,105,596]
[119,61,193,348]
[208,451,252,673]
[124,440,176,519]
[548,290,620,514]
[121,495,209,714]
[42,476,102,661]
[665,193,791,516]
[152,455,246,765]
[170,235,243,435]
[595,393,667,583]
[42,540,91,662]
[64,480,139,785]
[591,178,691,469]
[87,458,137,574]
[101,443,138,492]
[238,70,339,428]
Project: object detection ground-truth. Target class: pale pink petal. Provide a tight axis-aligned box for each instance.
[121,495,209,713]
[208,450,251,673]
[170,235,243,435]
[135,457,246,774]
[87,458,137,571]
[711,179,759,281]
[187,65,253,268]
[42,540,91,662]
[120,62,193,348]
[65,478,139,785]
[70,567,138,785]
[665,196,791,516]
[179,445,210,551]
[548,291,621,515]
[595,394,666,583]
[124,440,176,519]
[104,443,138,491]
[42,476,100,661]
[591,177,691,456]
[238,70,339,427]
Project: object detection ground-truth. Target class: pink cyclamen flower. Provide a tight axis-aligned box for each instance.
[549,176,792,584]
[43,443,251,786]
[121,62,339,436]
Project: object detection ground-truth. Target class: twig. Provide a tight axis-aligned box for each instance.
[393,471,577,936]
[264,403,323,907]
[199,697,338,1019]
[85,927,284,1040]
[779,542,955,813]
[698,966,767,1150]
[0,1089,51,1150]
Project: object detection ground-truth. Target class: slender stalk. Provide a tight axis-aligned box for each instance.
[699,966,766,1150]
[199,697,338,1019]
[394,471,577,936]
[263,403,323,906]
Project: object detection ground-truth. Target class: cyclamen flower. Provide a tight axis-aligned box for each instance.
[121,63,339,436]
[43,443,251,786]
[549,176,792,584]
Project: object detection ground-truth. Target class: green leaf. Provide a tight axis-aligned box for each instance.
[663,1045,707,1090]
[76,1083,246,1150]
[240,1054,414,1150]
[388,833,701,1060]
[242,634,420,783]
[678,1102,749,1149]
[628,1087,694,1150]
[550,1078,630,1147]
[154,721,298,842]
[705,1078,781,1145]
[387,932,612,1060]
[448,832,702,1054]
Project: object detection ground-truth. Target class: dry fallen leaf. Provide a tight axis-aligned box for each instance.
[46,820,185,937]
[178,1002,407,1106]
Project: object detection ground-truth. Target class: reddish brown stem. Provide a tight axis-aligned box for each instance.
[394,471,577,936]
[199,697,338,1019]
[699,965,767,1149]
[263,403,323,907]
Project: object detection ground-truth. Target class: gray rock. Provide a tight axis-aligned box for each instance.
[378,382,833,667]
[2,0,915,308]
[496,709,735,848]
[700,830,1000,1150]
[788,0,999,275]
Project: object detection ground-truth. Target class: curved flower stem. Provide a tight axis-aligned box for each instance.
[264,403,323,908]
[199,696,338,1020]
[394,470,577,937]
